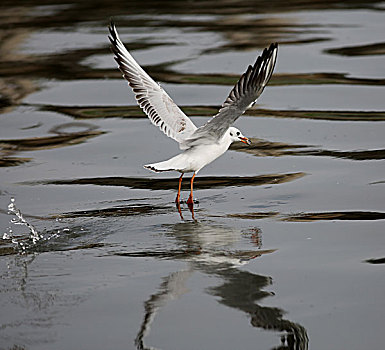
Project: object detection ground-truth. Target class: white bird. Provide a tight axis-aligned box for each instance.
[109,22,278,205]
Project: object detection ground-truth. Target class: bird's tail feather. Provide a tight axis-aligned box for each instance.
[144,159,177,173]
[144,154,188,173]
[143,164,173,173]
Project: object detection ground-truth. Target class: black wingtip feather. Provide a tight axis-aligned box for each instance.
[198,41,278,139]
[109,19,116,35]
[108,20,119,49]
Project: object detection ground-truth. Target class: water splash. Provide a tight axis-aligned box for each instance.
[3,197,43,253]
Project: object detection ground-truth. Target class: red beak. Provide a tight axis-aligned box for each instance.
[239,137,251,145]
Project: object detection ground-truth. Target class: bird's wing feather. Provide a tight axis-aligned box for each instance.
[186,43,278,145]
[108,22,197,144]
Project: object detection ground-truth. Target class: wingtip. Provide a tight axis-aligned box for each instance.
[270,42,278,52]
[108,19,117,40]
[109,18,115,30]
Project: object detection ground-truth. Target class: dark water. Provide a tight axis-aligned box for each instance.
[1,1,385,349]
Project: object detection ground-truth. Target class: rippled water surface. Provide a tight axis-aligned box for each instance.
[1,1,385,349]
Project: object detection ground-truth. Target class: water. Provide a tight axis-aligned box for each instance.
[3,197,41,251]
[1,1,385,349]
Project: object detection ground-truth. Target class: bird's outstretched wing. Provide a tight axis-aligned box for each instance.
[186,43,278,145]
[108,22,197,145]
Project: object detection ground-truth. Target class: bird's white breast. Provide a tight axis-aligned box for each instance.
[182,140,230,173]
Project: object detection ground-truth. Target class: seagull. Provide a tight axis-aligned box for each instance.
[108,22,278,205]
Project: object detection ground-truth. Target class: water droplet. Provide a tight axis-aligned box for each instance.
[6,197,41,252]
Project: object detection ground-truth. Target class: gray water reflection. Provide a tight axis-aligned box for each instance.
[1,0,385,349]
[31,172,306,191]
[132,220,308,350]
[2,200,309,349]
[135,268,308,350]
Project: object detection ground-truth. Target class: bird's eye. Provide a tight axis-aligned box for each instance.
[230,132,233,136]
[236,131,240,136]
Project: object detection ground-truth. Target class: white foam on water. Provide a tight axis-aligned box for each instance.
[3,197,43,253]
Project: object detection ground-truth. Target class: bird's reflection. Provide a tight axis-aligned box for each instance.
[175,201,196,221]
[208,268,309,350]
[135,268,194,350]
[134,220,308,350]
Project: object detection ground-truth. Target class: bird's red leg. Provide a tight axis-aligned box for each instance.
[188,201,196,221]
[187,173,196,205]
[176,201,184,220]
[175,173,183,203]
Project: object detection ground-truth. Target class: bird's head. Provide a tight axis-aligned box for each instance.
[228,127,251,145]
